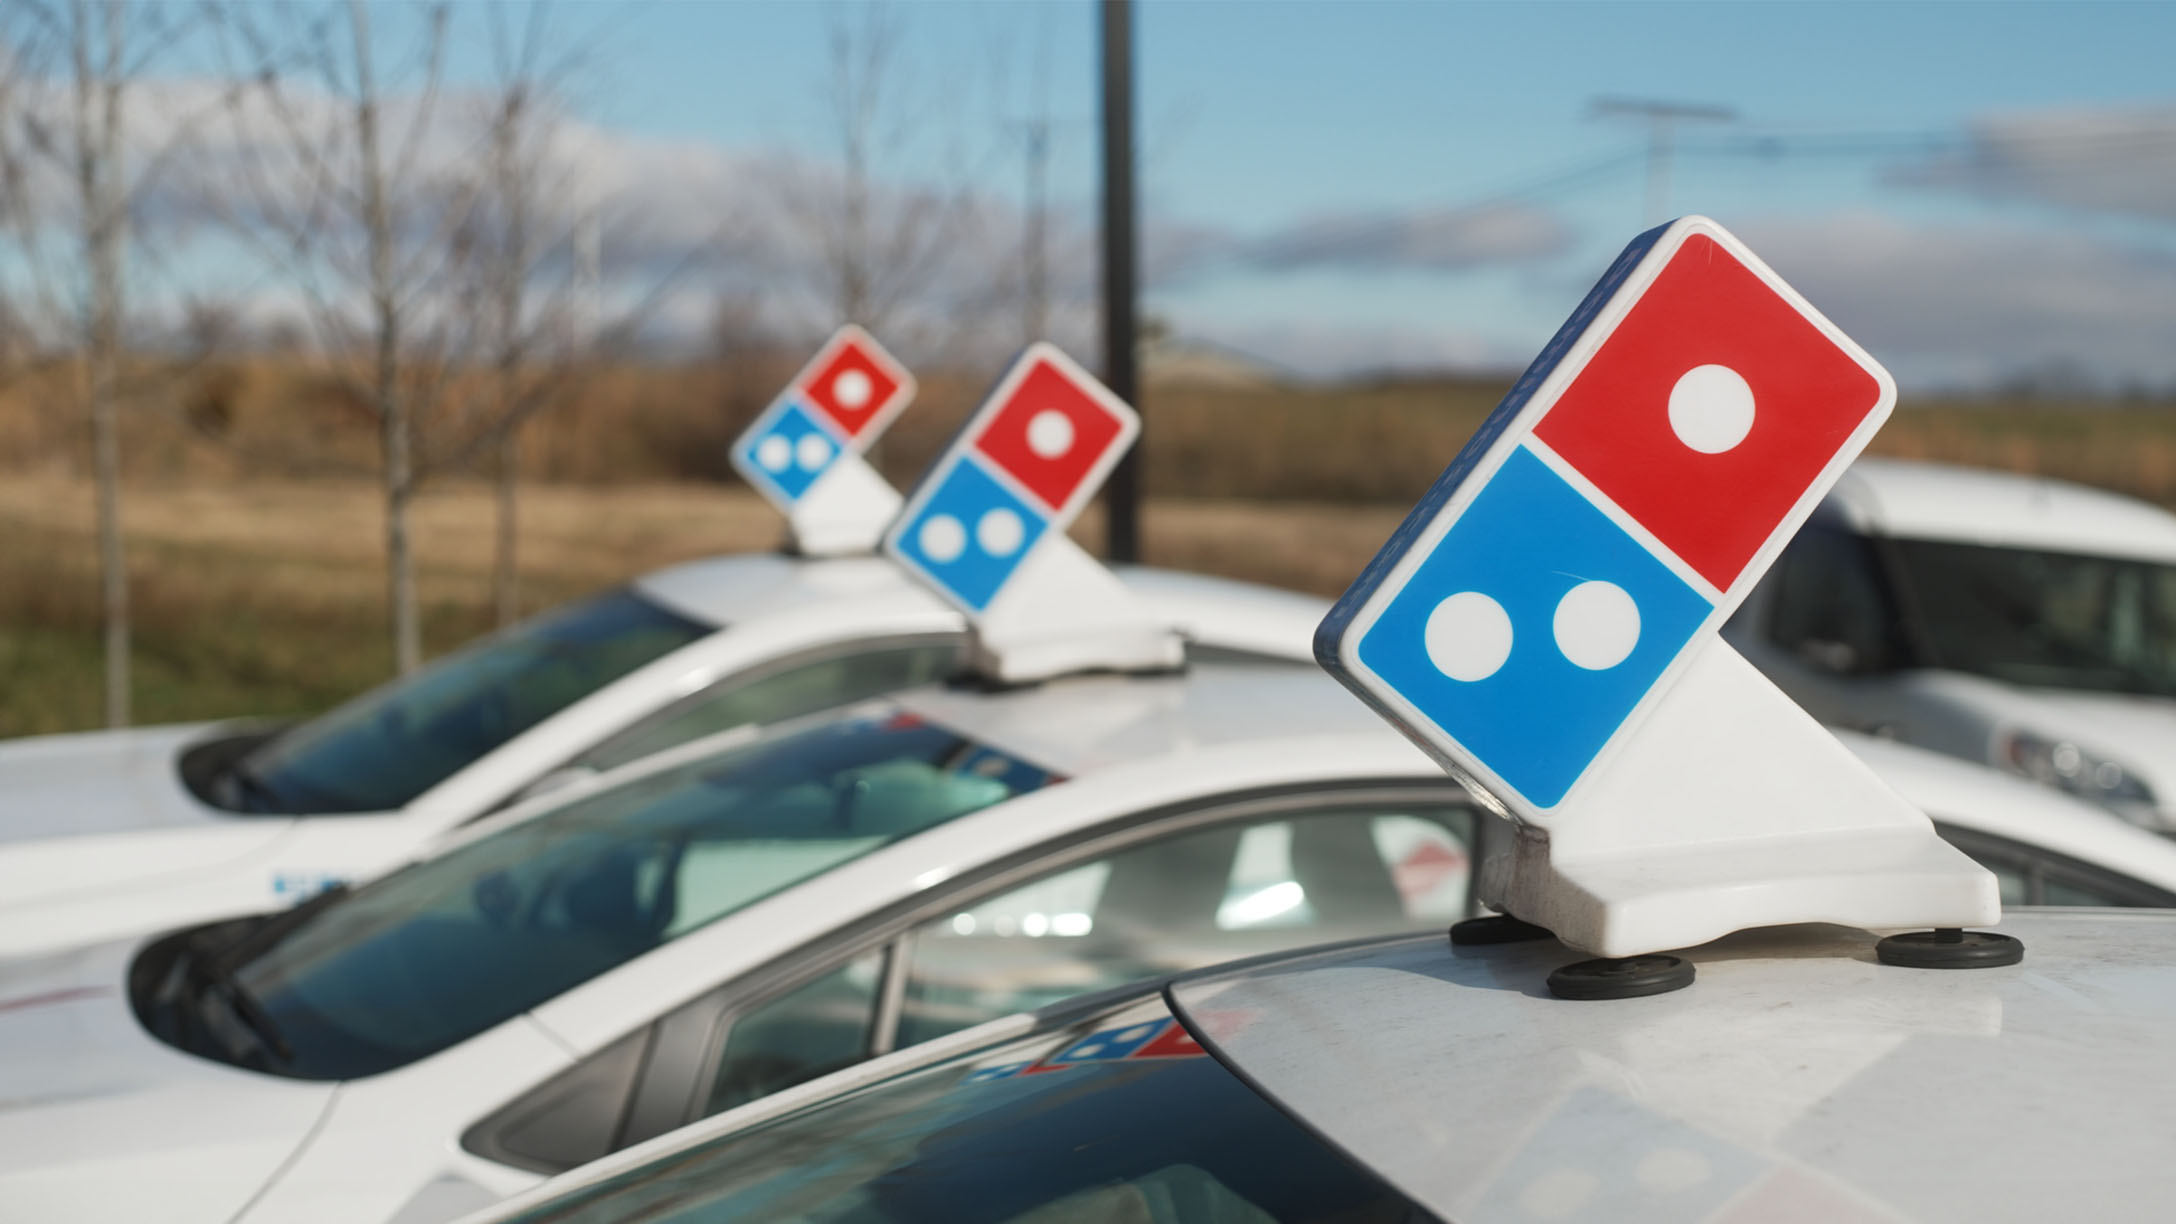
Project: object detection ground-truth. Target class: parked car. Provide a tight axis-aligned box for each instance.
[1729,457,2176,831]
[0,554,1323,956]
[2,657,2170,1224]
[462,908,2176,1224]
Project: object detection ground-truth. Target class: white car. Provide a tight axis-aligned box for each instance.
[3,661,2172,1224]
[0,555,1323,956]
[463,908,2176,1224]
[1730,457,2176,831]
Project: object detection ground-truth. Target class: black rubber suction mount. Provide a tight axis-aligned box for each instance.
[1875,928,2023,969]
[1546,954,1695,1000]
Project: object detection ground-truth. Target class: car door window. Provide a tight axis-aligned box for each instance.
[704,949,887,1117]
[896,802,1473,1047]
[572,641,958,774]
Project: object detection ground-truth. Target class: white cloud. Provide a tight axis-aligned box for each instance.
[1230,203,1572,275]
[1739,212,2176,388]
[1177,318,1531,382]
[1890,103,2176,223]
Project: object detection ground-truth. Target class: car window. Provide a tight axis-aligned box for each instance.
[895,803,1473,1047]
[1766,526,1906,672]
[705,950,887,1117]
[2041,875,2129,907]
[573,641,958,774]
[133,709,1059,1081]
[1887,538,2176,697]
[489,996,1431,1224]
[225,589,711,814]
[1938,824,2176,907]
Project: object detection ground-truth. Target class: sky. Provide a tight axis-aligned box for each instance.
[555,0,2176,388]
[45,0,2176,389]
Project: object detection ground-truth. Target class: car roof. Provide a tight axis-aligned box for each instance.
[1836,729,2176,894]
[1824,457,2176,563]
[632,552,938,627]
[1174,911,2176,1223]
[631,552,1329,662]
[894,659,1405,779]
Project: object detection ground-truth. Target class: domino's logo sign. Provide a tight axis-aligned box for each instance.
[731,325,915,509]
[886,343,1139,615]
[1320,217,1894,817]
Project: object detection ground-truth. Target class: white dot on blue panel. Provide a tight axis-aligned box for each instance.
[739,401,837,501]
[1356,446,1710,808]
[896,458,1049,612]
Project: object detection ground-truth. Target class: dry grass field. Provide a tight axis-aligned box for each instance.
[2,353,2172,737]
[0,474,1407,736]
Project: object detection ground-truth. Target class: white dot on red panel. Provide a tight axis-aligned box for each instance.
[919,514,966,562]
[1026,409,1075,459]
[833,368,873,410]
[756,435,792,472]
[1667,364,1755,454]
[976,508,1025,557]
[1424,591,1513,682]
[795,433,834,471]
[1553,580,1640,670]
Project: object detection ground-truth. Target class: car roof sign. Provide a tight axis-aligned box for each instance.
[884,342,1183,683]
[730,324,917,557]
[1317,216,2002,970]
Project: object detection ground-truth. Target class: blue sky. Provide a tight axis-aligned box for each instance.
[154,2,2176,386]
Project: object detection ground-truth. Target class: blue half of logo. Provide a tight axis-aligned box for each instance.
[892,457,1048,613]
[1356,445,1710,808]
[737,400,841,503]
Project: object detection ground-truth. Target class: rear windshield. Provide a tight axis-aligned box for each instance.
[490,996,1435,1224]
[218,588,712,814]
[136,710,1059,1080]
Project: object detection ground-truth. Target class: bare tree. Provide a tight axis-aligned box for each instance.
[210,0,476,673]
[1,1,193,727]
[785,3,973,339]
[446,4,592,627]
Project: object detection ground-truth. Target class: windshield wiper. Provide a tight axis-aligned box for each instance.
[217,971,292,1065]
[187,950,293,1066]
[221,759,288,814]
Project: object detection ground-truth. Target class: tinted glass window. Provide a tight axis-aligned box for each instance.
[706,950,886,1117]
[898,805,1472,1047]
[228,590,710,813]
[1767,527,1905,672]
[574,642,958,774]
[1890,539,2176,697]
[494,999,1432,1224]
[135,710,1058,1080]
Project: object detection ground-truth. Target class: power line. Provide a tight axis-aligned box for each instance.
[1589,97,1739,226]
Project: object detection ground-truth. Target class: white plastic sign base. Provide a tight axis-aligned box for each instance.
[780,455,904,558]
[962,537,1185,684]
[1479,640,1996,957]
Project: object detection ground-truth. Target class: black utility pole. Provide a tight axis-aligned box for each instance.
[1099,0,1141,563]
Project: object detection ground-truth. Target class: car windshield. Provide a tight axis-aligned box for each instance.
[489,995,1433,1224]
[225,588,711,813]
[1887,539,2176,698]
[136,709,1058,1080]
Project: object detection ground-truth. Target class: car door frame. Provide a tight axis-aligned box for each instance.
[462,777,1486,1170]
